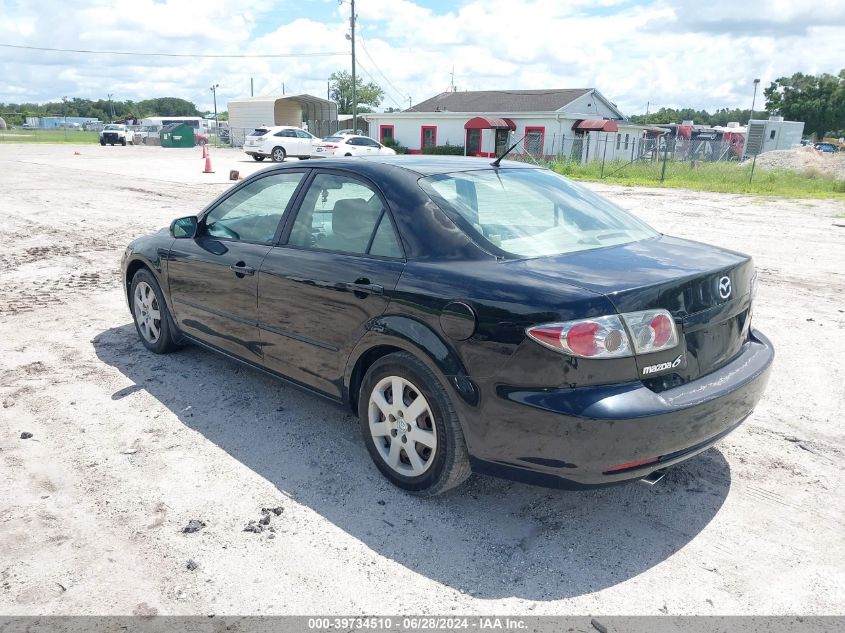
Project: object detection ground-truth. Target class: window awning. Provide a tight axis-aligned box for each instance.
[464,116,516,130]
[572,119,619,132]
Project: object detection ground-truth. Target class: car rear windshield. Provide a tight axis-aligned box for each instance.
[418,168,658,258]
[322,136,343,143]
[250,128,270,136]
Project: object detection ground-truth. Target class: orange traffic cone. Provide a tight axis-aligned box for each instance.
[201,144,207,159]
[203,154,214,174]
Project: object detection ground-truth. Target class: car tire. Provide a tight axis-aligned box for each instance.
[271,146,286,162]
[99,140,105,146]
[129,268,178,355]
[252,155,265,162]
[121,139,127,146]
[344,153,353,156]
[358,352,471,496]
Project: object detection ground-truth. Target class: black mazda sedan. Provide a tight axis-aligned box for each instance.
[122,156,773,495]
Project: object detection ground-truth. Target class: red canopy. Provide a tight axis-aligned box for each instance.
[572,119,619,132]
[464,116,516,130]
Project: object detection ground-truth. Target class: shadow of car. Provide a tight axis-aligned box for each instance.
[92,323,732,600]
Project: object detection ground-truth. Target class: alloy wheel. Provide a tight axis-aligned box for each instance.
[133,281,161,344]
[368,376,437,477]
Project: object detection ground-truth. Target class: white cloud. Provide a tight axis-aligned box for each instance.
[0,0,843,116]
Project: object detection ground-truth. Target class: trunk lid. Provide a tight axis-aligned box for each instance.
[513,235,755,383]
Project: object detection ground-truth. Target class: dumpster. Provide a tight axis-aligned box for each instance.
[160,123,195,148]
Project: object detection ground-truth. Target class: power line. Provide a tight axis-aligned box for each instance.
[356,59,403,110]
[358,37,406,104]
[0,43,347,59]
[358,37,413,109]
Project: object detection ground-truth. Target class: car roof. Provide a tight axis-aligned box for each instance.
[267,154,543,176]
[342,155,543,176]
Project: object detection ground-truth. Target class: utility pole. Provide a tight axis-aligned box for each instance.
[250,78,254,97]
[750,78,761,123]
[210,84,219,145]
[350,0,357,133]
[408,96,412,110]
[107,93,114,122]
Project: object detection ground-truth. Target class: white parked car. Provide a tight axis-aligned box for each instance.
[243,126,320,162]
[99,124,134,146]
[313,135,397,157]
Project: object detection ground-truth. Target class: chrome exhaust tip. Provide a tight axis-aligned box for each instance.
[639,469,667,486]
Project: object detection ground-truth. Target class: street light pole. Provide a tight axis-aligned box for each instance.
[210,84,219,146]
[107,93,114,122]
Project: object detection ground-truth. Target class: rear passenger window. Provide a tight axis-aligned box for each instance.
[287,173,400,257]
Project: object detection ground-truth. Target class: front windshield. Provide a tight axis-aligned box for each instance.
[418,168,658,258]
[104,125,121,130]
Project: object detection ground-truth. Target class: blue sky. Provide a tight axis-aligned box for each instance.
[0,0,843,115]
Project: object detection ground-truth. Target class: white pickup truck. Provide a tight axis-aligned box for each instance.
[99,124,134,146]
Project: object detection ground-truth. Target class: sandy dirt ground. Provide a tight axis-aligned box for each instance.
[1,144,843,616]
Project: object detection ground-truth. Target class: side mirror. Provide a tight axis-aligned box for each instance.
[170,216,198,239]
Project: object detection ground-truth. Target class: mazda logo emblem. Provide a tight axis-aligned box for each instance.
[718,276,732,300]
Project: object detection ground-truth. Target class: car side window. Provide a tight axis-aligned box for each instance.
[363,138,380,147]
[287,173,400,257]
[295,130,312,139]
[276,129,296,137]
[369,214,403,258]
[205,172,304,244]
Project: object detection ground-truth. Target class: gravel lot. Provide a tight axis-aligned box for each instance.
[1,144,843,616]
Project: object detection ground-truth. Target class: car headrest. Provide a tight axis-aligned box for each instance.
[332,198,379,242]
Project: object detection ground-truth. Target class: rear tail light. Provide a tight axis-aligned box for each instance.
[320,144,338,148]
[526,309,678,359]
[526,315,631,358]
[621,309,679,354]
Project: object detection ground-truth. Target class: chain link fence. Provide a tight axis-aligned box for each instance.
[504,130,749,183]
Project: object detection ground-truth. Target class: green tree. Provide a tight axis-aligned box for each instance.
[136,97,200,117]
[329,70,384,114]
[764,70,845,139]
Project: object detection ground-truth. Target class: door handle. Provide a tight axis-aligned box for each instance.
[344,278,383,296]
[230,262,256,277]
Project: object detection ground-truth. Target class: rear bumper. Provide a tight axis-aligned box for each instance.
[466,329,774,488]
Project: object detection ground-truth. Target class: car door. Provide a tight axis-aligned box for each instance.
[295,129,316,156]
[166,170,308,362]
[257,171,405,397]
[271,128,298,156]
[360,137,382,155]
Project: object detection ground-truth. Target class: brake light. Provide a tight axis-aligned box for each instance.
[526,309,678,359]
[321,144,338,148]
[526,315,631,358]
[621,309,679,354]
